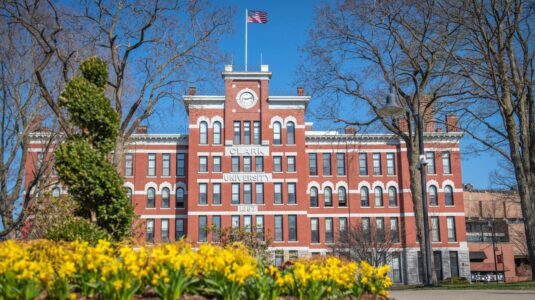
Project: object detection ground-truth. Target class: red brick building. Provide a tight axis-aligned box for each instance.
[27,65,470,284]
[464,189,531,282]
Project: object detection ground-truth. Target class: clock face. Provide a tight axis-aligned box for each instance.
[237,89,257,109]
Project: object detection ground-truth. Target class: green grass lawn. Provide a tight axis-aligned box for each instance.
[391,280,535,290]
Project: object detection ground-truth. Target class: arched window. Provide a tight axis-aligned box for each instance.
[199,121,208,144]
[176,188,185,208]
[126,187,133,202]
[324,187,333,207]
[286,122,295,144]
[52,187,61,197]
[429,185,438,206]
[445,185,454,206]
[147,187,155,208]
[273,122,281,145]
[388,187,397,207]
[374,187,383,207]
[161,187,170,208]
[361,187,369,207]
[310,187,319,207]
[213,121,222,144]
[338,187,347,207]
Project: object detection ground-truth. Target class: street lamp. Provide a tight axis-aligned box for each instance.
[378,75,433,287]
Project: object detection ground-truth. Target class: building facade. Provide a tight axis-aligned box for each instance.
[464,189,531,282]
[27,65,470,284]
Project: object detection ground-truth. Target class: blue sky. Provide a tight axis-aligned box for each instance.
[160,0,499,189]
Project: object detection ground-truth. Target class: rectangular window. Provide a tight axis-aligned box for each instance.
[442,152,451,174]
[376,217,385,242]
[148,153,156,176]
[161,219,169,242]
[323,153,331,176]
[340,217,348,235]
[244,183,252,204]
[232,156,240,172]
[273,156,282,172]
[337,153,346,175]
[199,183,207,204]
[243,156,252,172]
[391,217,400,243]
[213,183,221,205]
[311,218,319,243]
[255,156,264,172]
[373,153,381,175]
[244,215,252,232]
[275,250,284,266]
[243,121,251,145]
[233,121,241,144]
[232,216,240,228]
[309,153,318,176]
[450,251,459,277]
[426,152,436,174]
[232,183,240,204]
[255,183,264,204]
[359,153,368,175]
[256,215,264,240]
[386,153,395,175]
[287,156,296,172]
[325,218,334,243]
[447,217,456,242]
[125,154,133,176]
[253,121,261,144]
[162,154,170,176]
[146,219,154,242]
[175,219,185,240]
[431,217,440,242]
[199,156,208,172]
[274,215,283,241]
[287,183,296,204]
[288,215,297,241]
[198,216,207,242]
[392,252,402,283]
[212,216,221,242]
[213,156,221,172]
[274,183,283,204]
[362,217,370,239]
[176,154,186,176]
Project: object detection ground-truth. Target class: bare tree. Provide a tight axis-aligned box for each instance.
[300,0,468,283]
[331,222,395,268]
[446,0,535,278]
[1,0,232,169]
[0,21,56,239]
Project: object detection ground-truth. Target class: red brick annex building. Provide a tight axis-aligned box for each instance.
[27,65,470,284]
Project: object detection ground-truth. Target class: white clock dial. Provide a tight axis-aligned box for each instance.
[236,89,258,109]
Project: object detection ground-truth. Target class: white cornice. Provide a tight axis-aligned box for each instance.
[305,131,463,145]
[129,134,189,145]
[221,71,272,80]
[183,95,225,111]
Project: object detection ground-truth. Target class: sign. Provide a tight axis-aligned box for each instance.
[237,205,259,213]
[225,145,269,156]
[223,173,272,182]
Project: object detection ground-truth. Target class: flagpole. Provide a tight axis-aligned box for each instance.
[245,8,248,71]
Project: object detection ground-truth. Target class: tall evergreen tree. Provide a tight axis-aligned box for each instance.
[54,57,134,240]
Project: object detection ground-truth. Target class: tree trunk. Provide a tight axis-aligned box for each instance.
[112,135,126,172]
[406,143,435,284]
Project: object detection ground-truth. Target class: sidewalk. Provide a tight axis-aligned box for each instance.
[391,289,535,300]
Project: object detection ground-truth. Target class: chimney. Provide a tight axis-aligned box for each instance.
[344,127,356,134]
[224,64,233,72]
[188,86,196,96]
[297,87,304,96]
[135,125,148,134]
[445,113,459,132]
[29,114,43,132]
[305,122,313,131]
[397,117,408,132]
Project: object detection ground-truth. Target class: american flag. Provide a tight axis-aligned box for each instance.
[247,10,268,24]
